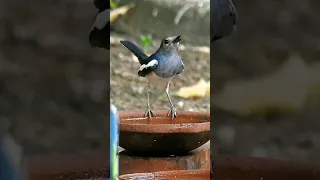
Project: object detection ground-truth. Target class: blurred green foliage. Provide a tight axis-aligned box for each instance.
[140,34,152,53]
[110,0,119,9]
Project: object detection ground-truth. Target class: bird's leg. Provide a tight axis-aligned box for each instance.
[165,79,176,120]
[144,82,153,119]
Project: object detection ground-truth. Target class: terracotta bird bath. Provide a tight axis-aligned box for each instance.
[119,110,210,155]
[26,109,320,180]
[117,109,211,176]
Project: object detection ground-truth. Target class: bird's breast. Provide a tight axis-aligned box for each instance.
[153,56,184,78]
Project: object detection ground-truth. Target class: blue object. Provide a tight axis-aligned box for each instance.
[110,105,119,180]
[0,133,28,180]
[211,0,237,42]
[120,35,184,120]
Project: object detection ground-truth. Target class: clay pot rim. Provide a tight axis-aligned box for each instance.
[119,169,210,179]
[119,110,210,133]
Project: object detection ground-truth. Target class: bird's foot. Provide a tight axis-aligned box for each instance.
[167,107,177,120]
[144,108,154,119]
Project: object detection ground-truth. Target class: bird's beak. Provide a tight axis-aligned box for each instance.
[172,35,181,44]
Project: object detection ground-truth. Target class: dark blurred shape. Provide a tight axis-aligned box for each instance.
[89,0,110,49]
[211,0,237,42]
[94,0,109,10]
[89,22,110,49]
[0,133,28,180]
[28,150,108,179]
[214,156,320,180]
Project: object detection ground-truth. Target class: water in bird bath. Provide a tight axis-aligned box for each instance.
[121,116,208,124]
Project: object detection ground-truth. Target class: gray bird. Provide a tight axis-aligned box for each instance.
[120,35,184,120]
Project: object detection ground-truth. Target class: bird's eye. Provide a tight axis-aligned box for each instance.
[164,40,169,44]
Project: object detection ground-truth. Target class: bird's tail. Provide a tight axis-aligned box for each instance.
[120,40,148,63]
[0,133,28,180]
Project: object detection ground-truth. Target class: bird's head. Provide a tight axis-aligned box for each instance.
[160,35,181,51]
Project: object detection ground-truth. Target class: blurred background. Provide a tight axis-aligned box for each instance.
[2,0,319,169]
[110,0,210,113]
[212,0,320,163]
[0,0,108,156]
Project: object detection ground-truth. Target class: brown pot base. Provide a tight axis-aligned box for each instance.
[27,148,320,180]
[119,169,210,180]
[119,142,210,175]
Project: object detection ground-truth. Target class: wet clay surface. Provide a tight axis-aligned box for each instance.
[120,110,210,133]
[119,169,210,180]
[214,156,320,180]
[119,110,210,155]
[119,142,210,175]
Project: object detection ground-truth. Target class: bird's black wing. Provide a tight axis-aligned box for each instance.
[137,55,158,77]
[89,1,110,49]
[211,0,237,42]
[137,60,158,77]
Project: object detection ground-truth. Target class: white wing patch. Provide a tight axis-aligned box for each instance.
[138,59,158,72]
[92,9,110,30]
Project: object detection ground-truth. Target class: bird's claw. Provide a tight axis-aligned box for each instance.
[144,108,154,119]
[167,107,177,120]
